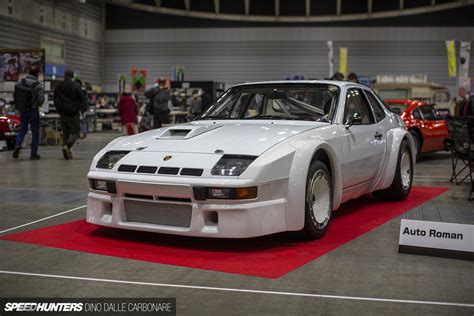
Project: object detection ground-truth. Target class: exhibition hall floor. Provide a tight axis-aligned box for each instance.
[0,133,472,315]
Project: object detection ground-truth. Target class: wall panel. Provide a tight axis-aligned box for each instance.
[105,27,473,93]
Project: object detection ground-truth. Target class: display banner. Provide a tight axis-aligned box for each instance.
[131,69,147,92]
[445,40,457,78]
[459,41,471,90]
[327,41,334,78]
[399,219,473,260]
[118,73,126,95]
[0,298,176,315]
[339,47,347,78]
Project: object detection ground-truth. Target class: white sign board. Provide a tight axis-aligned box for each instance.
[399,219,473,253]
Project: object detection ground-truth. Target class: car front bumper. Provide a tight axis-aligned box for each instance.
[86,171,288,238]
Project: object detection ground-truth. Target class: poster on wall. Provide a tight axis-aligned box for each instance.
[0,53,19,82]
[0,49,45,82]
[19,51,45,75]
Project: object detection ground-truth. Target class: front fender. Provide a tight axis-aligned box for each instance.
[286,139,343,232]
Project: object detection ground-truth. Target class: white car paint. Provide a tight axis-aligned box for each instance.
[87,81,415,238]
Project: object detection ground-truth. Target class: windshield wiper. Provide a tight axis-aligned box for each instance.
[248,115,290,120]
[199,116,229,120]
[248,115,317,121]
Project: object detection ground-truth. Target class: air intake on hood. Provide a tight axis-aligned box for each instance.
[164,129,192,137]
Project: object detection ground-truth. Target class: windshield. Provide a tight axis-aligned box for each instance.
[196,84,339,122]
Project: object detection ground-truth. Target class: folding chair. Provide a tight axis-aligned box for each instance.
[445,117,474,201]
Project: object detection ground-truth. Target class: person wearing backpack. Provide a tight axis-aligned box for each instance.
[12,66,44,160]
[54,69,86,160]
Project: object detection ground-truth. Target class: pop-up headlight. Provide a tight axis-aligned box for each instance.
[211,155,257,176]
[96,150,130,169]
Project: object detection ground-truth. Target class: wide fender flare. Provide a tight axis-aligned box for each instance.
[374,128,416,191]
[286,140,343,232]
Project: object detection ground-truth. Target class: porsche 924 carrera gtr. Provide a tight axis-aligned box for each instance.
[87,81,415,239]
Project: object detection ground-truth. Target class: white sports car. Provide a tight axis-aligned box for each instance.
[87,81,415,239]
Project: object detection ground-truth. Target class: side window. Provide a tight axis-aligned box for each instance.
[419,106,436,120]
[364,90,386,122]
[412,107,422,119]
[344,88,375,125]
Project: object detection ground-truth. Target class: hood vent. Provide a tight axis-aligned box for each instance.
[168,129,192,137]
[157,124,223,140]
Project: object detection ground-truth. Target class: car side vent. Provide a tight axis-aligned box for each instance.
[180,168,203,176]
[137,166,158,174]
[158,167,180,175]
[118,164,137,172]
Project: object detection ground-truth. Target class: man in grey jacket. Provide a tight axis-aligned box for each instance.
[12,66,44,160]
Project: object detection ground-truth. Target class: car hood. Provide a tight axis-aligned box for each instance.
[111,120,327,156]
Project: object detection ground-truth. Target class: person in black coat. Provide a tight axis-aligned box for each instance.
[54,69,86,160]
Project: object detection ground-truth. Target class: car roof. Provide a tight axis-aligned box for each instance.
[232,80,366,89]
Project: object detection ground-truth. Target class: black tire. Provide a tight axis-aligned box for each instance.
[301,160,333,240]
[409,129,421,160]
[373,139,413,201]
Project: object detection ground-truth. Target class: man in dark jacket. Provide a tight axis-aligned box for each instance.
[12,66,44,160]
[54,69,86,160]
[145,80,170,128]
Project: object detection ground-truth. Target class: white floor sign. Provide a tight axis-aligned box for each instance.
[399,219,473,260]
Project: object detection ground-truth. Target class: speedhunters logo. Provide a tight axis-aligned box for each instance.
[1,299,176,315]
[4,302,83,312]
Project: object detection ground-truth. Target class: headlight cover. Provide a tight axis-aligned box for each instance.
[96,150,130,169]
[211,155,257,176]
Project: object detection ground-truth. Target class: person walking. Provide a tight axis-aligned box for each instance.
[75,78,89,139]
[12,66,44,160]
[54,69,86,160]
[145,79,171,128]
[118,92,138,135]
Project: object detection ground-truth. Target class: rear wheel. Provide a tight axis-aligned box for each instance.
[373,139,413,201]
[302,160,332,240]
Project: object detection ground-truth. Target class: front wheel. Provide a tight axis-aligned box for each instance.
[302,160,333,240]
[373,139,413,201]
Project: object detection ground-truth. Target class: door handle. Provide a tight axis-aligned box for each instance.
[374,132,383,140]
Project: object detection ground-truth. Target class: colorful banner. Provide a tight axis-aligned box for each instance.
[445,40,457,78]
[327,41,334,78]
[459,41,471,90]
[131,69,147,92]
[118,73,126,94]
[339,47,347,79]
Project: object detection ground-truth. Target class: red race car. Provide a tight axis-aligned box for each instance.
[385,99,448,157]
[0,114,20,149]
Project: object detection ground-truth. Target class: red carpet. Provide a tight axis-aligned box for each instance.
[1,186,447,278]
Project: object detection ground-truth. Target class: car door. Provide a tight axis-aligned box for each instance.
[341,88,386,190]
[418,105,447,152]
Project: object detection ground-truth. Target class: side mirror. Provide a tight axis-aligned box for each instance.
[346,112,363,128]
[186,114,196,122]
